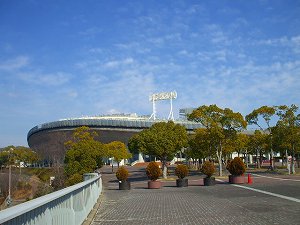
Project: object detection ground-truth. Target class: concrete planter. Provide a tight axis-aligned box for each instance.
[203,177,215,186]
[148,180,162,189]
[119,180,131,190]
[176,178,188,187]
[229,175,245,184]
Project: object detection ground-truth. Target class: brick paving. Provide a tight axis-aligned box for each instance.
[91,166,300,225]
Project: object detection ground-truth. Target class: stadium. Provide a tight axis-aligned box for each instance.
[27,112,203,164]
[27,92,203,163]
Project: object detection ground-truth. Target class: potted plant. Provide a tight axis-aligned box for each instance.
[146,161,162,189]
[175,164,189,187]
[201,161,216,186]
[226,157,246,184]
[116,166,130,190]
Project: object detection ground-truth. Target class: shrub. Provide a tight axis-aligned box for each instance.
[226,157,246,176]
[66,173,83,186]
[175,164,189,179]
[34,183,53,198]
[146,162,162,181]
[116,166,129,181]
[201,161,215,178]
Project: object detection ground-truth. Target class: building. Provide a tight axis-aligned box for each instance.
[27,113,203,164]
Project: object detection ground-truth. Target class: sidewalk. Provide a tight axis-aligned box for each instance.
[90,166,300,225]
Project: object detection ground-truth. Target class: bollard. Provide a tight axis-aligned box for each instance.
[247,174,252,184]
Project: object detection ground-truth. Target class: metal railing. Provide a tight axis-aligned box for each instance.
[0,174,102,225]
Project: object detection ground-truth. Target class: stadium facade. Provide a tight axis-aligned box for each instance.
[27,112,203,163]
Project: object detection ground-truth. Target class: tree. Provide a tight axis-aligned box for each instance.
[13,146,39,166]
[246,106,276,170]
[64,126,106,184]
[0,146,39,173]
[0,151,9,171]
[275,104,300,174]
[233,133,249,157]
[128,121,188,179]
[189,105,247,176]
[188,128,211,169]
[106,141,132,171]
[248,130,268,168]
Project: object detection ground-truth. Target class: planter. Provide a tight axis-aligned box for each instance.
[148,180,162,189]
[229,175,245,184]
[176,178,188,187]
[203,177,215,186]
[119,180,131,190]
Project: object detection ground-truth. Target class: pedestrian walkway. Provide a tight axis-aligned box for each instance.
[90,166,300,225]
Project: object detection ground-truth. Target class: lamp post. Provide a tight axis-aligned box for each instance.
[6,148,13,206]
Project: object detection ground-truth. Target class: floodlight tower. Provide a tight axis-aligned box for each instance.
[149,91,177,121]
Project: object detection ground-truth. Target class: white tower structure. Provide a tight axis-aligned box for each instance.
[149,91,177,121]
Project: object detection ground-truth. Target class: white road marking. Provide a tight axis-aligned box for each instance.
[216,179,300,203]
[232,184,300,203]
[251,173,300,182]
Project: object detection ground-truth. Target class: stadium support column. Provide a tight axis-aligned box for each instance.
[138,152,144,162]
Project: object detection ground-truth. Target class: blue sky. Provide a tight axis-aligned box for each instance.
[0,0,300,147]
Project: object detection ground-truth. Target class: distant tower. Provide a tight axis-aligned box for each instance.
[149,91,177,121]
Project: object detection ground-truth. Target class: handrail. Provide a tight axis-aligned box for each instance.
[0,174,102,225]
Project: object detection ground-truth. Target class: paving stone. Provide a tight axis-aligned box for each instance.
[91,166,300,225]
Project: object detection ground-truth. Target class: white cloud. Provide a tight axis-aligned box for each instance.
[79,27,102,37]
[88,48,103,54]
[67,90,78,98]
[18,72,71,86]
[106,108,121,114]
[103,58,134,68]
[0,56,29,71]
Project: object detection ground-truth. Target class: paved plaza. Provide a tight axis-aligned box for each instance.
[90,166,300,225]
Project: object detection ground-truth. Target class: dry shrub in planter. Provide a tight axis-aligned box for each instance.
[226,157,246,184]
[175,164,189,179]
[201,161,215,177]
[201,161,216,186]
[116,166,130,190]
[146,162,162,181]
[146,162,162,189]
[116,166,129,181]
[175,164,189,187]
[226,157,245,176]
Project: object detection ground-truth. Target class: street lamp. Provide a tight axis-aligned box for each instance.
[6,148,13,206]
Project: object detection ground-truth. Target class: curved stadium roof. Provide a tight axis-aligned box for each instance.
[27,114,203,141]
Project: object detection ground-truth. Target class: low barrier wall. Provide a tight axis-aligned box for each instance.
[0,174,102,225]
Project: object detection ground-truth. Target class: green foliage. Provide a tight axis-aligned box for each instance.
[17,181,32,190]
[66,173,83,186]
[233,133,249,154]
[0,151,9,167]
[37,169,52,182]
[129,121,187,163]
[201,161,215,178]
[246,106,276,130]
[146,162,162,181]
[64,126,107,180]
[0,146,39,167]
[127,134,144,155]
[275,105,300,153]
[188,104,247,176]
[34,183,53,198]
[188,128,210,160]
[174,164,189,179]
[226,157,246,176]
[116,166,129,181]
[106,141,132,166]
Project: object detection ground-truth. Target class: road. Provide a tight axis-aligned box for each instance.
[90,166,300,225]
